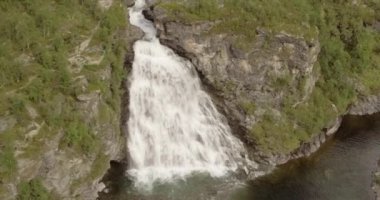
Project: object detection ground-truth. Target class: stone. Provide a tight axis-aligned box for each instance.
[0,116,16,134]
[98,0,113,10]
[373,21,380,33]
[25,122,42,140]
[125,0,135,7]
[26,105,39,119]
[319,133,326,144]
[349,95,380,115]
[326,118,342,136]
[76,91,100,102]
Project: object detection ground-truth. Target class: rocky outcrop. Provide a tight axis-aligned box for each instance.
[0,117,16,134]
[0,1,127,199]
[9,62,123,200]
[155,20,320,135]
[147,3,321,163]
[1,72,125,200]
[349,95,380,116]
[99,0,113,9]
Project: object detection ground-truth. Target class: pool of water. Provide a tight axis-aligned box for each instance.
[234,113,380,200]
[99,113,380,200]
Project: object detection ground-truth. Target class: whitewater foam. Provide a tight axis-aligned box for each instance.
[127,0,250,189]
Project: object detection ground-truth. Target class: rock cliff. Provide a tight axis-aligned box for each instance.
[137,0,380,169]
[147,3,323,163]
[0,1,127,199]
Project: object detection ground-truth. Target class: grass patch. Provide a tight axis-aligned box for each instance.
[0,141,17,181]
[0,128,22,182]
[251,87,338,154]
[60,121,99,156]
[159,0,319,42]
[250,113,301,154]
[17,178,52,200]
[239,100,256,115]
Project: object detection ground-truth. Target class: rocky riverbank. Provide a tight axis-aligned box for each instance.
[350,95,380,116]
[374,160,380,200]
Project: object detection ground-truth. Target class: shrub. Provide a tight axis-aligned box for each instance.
[0,124,18,182]
[61,121,98,155]
[17,179,51,200]
[240,100,256,115]
[0,143,16,181]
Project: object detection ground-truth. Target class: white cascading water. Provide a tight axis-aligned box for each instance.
[127,0,249,188]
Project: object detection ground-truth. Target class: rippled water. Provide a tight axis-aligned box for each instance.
[100,113,380,200]
[234,113,380,200]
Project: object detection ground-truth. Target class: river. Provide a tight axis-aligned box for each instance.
[233,113,380,200]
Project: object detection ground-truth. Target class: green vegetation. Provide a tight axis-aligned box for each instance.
[161,0,380,154]
[61,121,99,155]
[159,0,319,43]
[0,130,18,181]
[19,125,54,159]
[251,113,300,154]
[252,88,338,153]
[239,100,256,115]
[70,151,109,191]
[17,178,52,200]
[0,0,126,196]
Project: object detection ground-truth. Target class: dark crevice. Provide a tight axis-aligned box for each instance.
[97,160,131,200]
[98,47,135,199]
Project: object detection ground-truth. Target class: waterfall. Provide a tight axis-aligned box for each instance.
[127,0,249,189]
